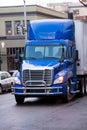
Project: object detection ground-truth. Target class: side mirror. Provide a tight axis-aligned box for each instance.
[20,54,24,61]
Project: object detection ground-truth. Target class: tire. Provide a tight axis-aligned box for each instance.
[15,96,24,104]
[63,80,74,103]
[0,85,3,94]
[78,80,83,97]
[78,79,86,97]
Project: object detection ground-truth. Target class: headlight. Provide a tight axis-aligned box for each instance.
[53,76,64,84]
[13,77,21,84]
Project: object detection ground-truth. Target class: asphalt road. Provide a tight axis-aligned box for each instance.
[0,93,87,130]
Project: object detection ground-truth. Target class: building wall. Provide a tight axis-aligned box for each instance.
[47,2,87,20]
[69,5,87,20]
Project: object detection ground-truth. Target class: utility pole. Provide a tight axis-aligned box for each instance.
[79,0,87,7]
[23,0,27,42]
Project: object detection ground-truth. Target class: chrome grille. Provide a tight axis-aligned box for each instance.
[22,69,53,86]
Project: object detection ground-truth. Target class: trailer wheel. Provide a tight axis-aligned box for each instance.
[15,96,24,104]
[78,79,86,97]
[63,80,74,103]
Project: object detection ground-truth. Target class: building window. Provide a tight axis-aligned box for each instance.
[7,47,24,71]
[5,21,12,35]
[23,20,30,26]
[7,47,24,56]
[14,20,21,35]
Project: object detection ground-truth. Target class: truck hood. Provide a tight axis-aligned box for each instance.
[22,60,60,70]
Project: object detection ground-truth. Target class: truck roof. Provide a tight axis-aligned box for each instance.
[28,19,75,41]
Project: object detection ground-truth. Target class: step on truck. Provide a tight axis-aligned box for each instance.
[12,19,87,104]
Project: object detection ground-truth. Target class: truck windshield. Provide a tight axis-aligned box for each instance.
[25,45,66,60]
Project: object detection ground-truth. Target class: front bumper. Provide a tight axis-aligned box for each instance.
[11,83,67,97]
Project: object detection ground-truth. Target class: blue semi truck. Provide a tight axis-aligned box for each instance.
[12,19,87,104]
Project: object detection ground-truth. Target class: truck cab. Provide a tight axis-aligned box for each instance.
[12,19,82,104]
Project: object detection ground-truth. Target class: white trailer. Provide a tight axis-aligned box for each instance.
[75,20,87,95]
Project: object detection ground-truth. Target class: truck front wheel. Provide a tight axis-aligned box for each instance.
[15,96,24,104]
[63,80,74,103]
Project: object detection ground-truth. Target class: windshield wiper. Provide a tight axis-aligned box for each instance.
[44,56,59,59]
